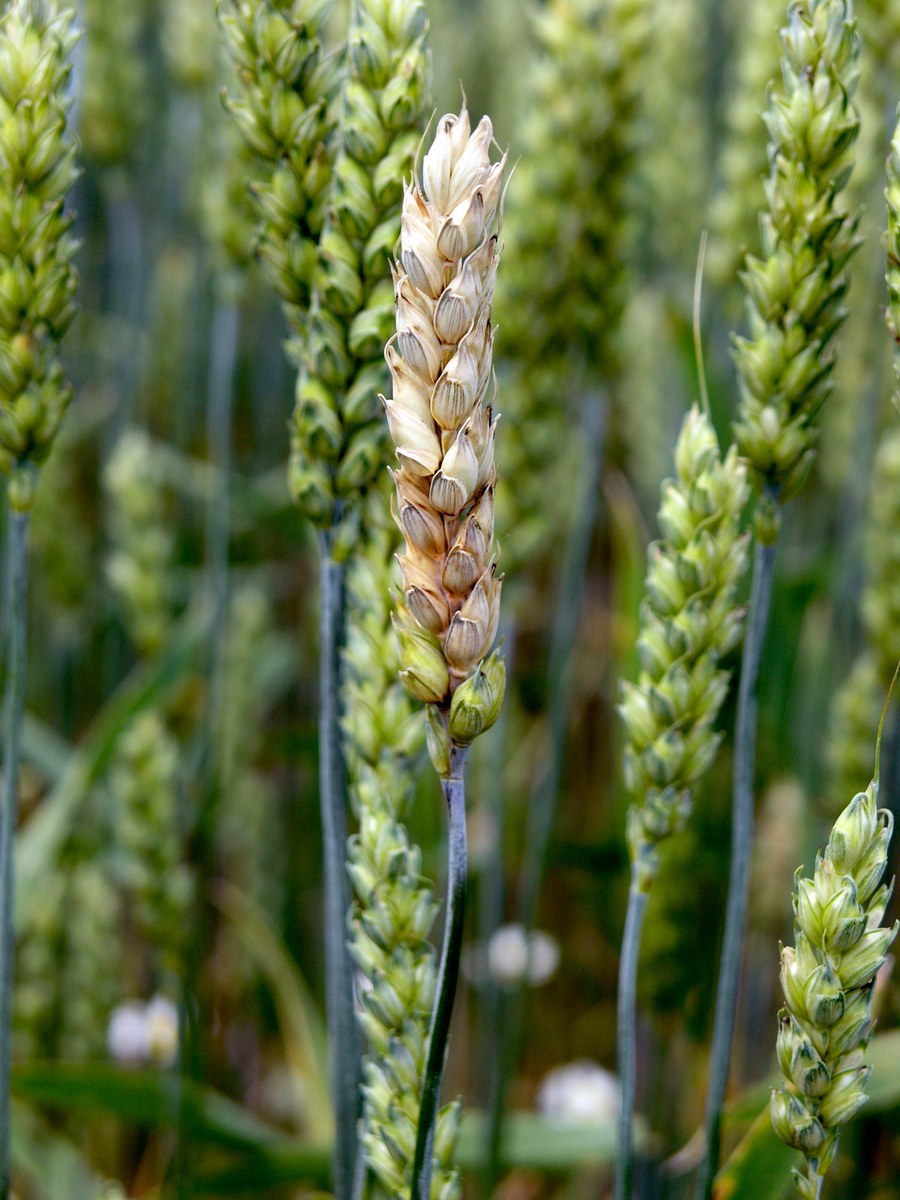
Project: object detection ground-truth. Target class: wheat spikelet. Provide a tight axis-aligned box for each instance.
[218,0,338,333]
[289,0,429,524]
[733,0,861,508]
[772,765,897,1198]
[619,408,750,887]
[385,104,507,768]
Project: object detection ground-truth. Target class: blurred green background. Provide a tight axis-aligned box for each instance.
[8,0,900,1196]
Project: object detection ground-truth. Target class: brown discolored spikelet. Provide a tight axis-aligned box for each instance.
[384,106,507,770]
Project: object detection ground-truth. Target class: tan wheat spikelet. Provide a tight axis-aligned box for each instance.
[385,105,507,769]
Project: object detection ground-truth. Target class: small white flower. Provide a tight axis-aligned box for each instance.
[487,924,561,988]
[145,995,179,1068]
[107,1002,149,1065]
[537,1060,619,1125]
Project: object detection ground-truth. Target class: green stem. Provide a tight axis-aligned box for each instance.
[0,507,31,1198]
[475,617,516,1195]
[697,522,779,1200]
[318,528,361,1200]
[614,871,649,1200]
[411,745,469,1200]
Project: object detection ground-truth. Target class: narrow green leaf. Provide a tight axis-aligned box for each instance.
[16,605,207,924]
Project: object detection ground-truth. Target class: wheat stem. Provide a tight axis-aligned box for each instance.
[698,518,779,1200]
[614,870,649,1200]
[0,507,30,1196]
[411,746,469,1200]
[317,529,360,1200]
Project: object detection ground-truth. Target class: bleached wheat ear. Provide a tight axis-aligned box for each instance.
[387,105,507,761]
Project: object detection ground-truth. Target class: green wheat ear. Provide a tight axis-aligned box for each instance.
[112,710,192,981]
[80,0,147,168]
[104,431,174,659]
[772,665,899,1200]
[619,407,750,889]
[497,0,651,573]
[733,0,861,512]
[0,0,79,510]
[289,0,430,526]
[218,0,338,334]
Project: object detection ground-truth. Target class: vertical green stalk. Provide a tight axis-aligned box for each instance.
[698,525,778,1200]
[411,746,469,1200]
[0,507,30,1196]
[318,529,360,1200]
[475,618,515,1182]
[614,870,648,1200]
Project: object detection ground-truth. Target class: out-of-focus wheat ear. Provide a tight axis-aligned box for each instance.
[104,431,175,659]
[827,108,900,854]
[80,0,147,168]
[112,711,193,981]
[497,0,651,574]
